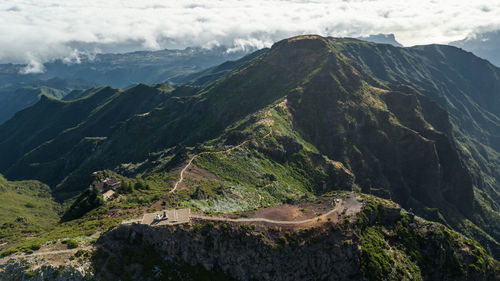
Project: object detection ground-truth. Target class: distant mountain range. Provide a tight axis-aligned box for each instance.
[451,30,500,66]
[0,34,499,280]
[0,47,253,124]
[357,33,403,47]
[1,34,499,259]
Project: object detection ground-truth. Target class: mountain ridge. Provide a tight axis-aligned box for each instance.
[0,35,499,260]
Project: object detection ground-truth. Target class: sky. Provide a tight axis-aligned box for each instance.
[1,0,500,70]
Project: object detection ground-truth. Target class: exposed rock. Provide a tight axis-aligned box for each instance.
[92,201,500,281]
[0,259,87,281]
[98,223,362,281]
[15,217,27,224]
[276,136,303,155]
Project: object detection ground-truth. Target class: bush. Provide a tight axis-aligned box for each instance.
[74,249,86,257]
[360,227,394,281]
[61,188,104,221]
[194,223,203,232]
[66,239,79,249]
[121,181,133,193]
[278,236,288,245]
[134,180,150,190]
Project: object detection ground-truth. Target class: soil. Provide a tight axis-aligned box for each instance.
[177,164,219,190]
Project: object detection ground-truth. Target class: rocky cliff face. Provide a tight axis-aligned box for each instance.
[289,82,474,214]
[0,259,87,281]
[276,37,476,223]
[100,223,360,281]
[92,199,499,281]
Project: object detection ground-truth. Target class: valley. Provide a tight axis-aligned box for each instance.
[0,35,499,280]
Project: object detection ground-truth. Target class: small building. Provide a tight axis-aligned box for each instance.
[103,189,115,202]
[96,177,121,193]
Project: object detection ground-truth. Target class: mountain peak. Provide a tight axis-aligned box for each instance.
[272,34,330,50]
[357,33,403,47]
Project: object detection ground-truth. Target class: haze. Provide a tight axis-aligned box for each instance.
[1,0,500,69]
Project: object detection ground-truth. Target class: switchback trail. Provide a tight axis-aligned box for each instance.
[170,129,273,193]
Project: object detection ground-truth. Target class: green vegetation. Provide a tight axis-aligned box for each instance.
[0,85,69,124]
[0,217,119,257]
[0,175,60,246]
[0,35,498,281]
[357,198,500,280]
[62,188,104,221]
[65,239,79,249]
[360,227,395,280]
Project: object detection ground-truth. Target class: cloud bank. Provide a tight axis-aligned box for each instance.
[1,0,500,70]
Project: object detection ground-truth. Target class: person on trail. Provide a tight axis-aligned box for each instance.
[163,211,167,220]
[155,214,160,221]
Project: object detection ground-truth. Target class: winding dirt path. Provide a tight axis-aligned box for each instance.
[24,247,90,257]
[191,205,340,225]
[0,246,93,265]
[189,192,361,225]
[170,129,272,194]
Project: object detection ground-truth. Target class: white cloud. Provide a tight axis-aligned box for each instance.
[20,55,45,74]
[1,0,500,65]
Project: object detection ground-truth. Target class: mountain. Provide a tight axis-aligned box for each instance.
[173,48,270,86]
[0,47,252,90]
[0,86,66,124]
[91,196,498,281]
[0,47,252,124]
[0,78,94,124]
[451,30,500,66]
[0,35,499,279]
[0,84,174,198]
[357,33,403,47]
[0,174,60,248]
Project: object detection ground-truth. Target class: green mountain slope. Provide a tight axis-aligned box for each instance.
[0,47,251,124]
[0,86,66,124]
[0,78,96,124]
[0,174,60,248]
[0,35,499,261]
[0,85,173,197]
[171,48,269,86]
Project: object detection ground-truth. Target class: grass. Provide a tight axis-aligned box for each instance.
[356,197,500,280]
[0,217,119,257]
[167,101,354,213]
[360,226,395,280]
[0,175,60,245]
